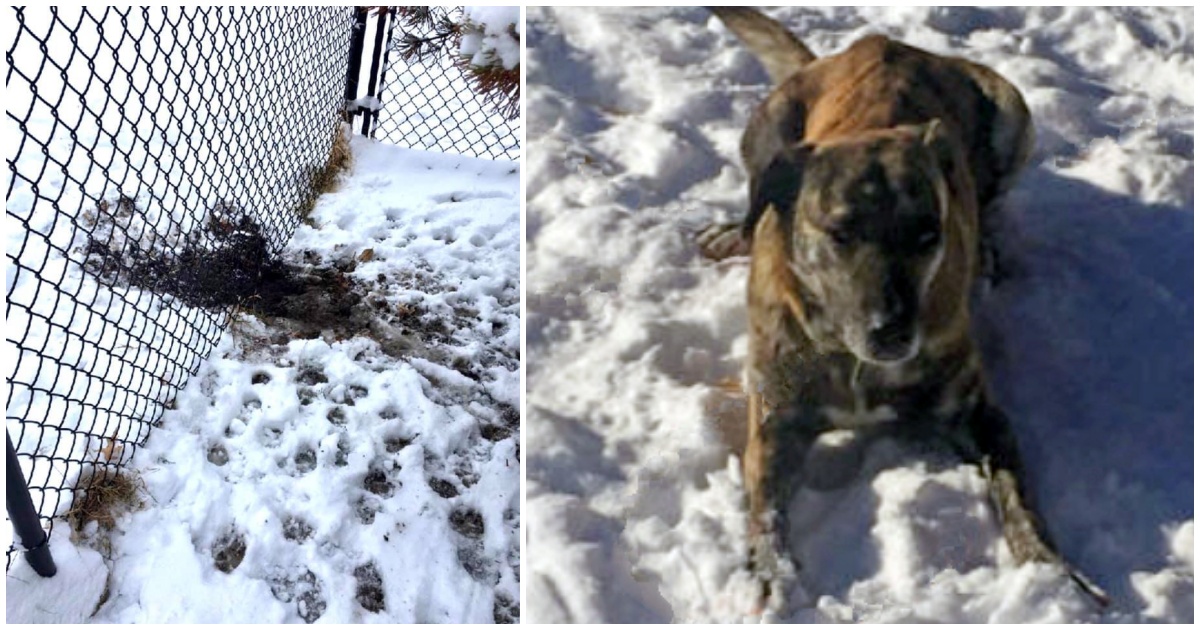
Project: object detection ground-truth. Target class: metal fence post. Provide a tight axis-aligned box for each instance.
[343,7,369,125]
[366,6,521,160]
[360,9,390,137]
[6,432,56,577]
[368,8,400,139]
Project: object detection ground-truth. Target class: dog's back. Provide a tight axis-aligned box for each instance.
[771,34,1029,206]
[700,8,1034,264]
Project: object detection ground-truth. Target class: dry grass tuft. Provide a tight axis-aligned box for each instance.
[311,121,353,196]
[296,121,354,223]
[65,468,147,533]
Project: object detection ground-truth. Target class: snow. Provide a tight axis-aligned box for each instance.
[6,136,520,623]
[526,6,1192,623]
[350,95,384,112]
[1129,520,1195,622]
[6,534,107,624]
[461,7,521,71]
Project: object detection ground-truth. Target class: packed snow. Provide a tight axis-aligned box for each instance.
[5,534,107,624]
[7,136,521,623]
[526,6,1192,623]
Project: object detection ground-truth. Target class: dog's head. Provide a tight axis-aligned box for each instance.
[750,120,958,365]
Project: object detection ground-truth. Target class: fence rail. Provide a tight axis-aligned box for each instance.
[5,5,520,573]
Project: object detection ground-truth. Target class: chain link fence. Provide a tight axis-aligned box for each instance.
[6,4,519,576]
[4,6,356,571]
[370,7,521,161]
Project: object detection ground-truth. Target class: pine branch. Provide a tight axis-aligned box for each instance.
[390,7,464,63]
[384,6,521,121]
[454,16,520,120]
[461,63,520,121]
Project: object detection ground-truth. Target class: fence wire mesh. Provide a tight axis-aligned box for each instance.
[372,7,521,161]
[5,6,355,568]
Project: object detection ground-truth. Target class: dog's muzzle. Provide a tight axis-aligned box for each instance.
[865,315,918,362]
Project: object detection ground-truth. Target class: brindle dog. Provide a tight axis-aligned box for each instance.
[704,7,1106,610]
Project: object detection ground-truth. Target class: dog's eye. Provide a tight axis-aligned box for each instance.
[914,226,940,250]
[828,225,855,246]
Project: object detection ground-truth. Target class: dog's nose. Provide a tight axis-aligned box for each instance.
[863,270,917,360]
[868,314,909,343]
[866,308,915,361]
[868,302,903,330]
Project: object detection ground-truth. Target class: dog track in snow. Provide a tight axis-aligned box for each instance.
[187,311,514,620]
[63,139,520,624]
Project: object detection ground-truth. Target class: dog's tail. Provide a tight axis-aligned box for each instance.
[707,7,817,84]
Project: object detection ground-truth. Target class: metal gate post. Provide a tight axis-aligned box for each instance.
[6,432,56,577]
[343,7,369,125]
[360,9,389,137]
[368,8,400,139]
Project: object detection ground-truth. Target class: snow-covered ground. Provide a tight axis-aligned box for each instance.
[7,137,521,623]
[526,6,1191,623]
[4,5,350,566]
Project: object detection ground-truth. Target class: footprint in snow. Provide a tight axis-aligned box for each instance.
[430,190,510,204]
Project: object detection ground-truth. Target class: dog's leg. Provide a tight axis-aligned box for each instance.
[959,401,1110,606]
[744,393,828,613]
[743,391,783,605]
[967,403,1057,563]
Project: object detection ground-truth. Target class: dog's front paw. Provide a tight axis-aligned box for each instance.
[746,526,796,617]
[696,222,750,260]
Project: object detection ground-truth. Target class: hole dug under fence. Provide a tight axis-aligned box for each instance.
[82,199,354,336]
[77,121,354,316]
[81,193,512,384]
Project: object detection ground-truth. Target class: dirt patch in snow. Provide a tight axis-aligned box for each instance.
[82,199,503,379]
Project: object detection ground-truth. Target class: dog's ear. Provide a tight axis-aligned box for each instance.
[744,144,811,239]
